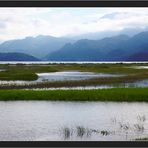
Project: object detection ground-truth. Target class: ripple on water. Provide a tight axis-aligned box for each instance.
[0,101,147,141]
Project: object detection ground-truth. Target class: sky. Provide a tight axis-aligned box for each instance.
[0,8,148,41]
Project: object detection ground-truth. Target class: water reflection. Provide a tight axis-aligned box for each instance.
[37,71,120,81]
[0,70,148,89]
[60,114,147,141]
[0,69,5,72]
[114,79,148,88]
[61,126,111,140]
[132,66,148,69]
[0,101,148,141]
[0,71,122,85]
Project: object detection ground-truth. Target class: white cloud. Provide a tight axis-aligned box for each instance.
[0,8,147,41]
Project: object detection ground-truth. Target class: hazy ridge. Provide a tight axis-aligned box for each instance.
[0,31,148,61]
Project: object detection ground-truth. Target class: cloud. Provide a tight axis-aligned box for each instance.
[0,8,147,41]
[80,8,148,34]
[100,12,120,19]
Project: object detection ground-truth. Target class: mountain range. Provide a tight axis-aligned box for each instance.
[0,53,40,61]
[46,31,148,61]
[0,35,73,59]
[0,31,148,61]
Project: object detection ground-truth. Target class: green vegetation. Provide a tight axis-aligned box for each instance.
[0,71,38,81]
[0,88,148,101]
[0,64,57,80]
[0,63,148,87]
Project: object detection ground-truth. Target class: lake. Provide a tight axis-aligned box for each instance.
[0,101,148,141]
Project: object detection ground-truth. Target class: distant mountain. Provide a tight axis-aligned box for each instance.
[0,35,73,58]
[69,27,148,40]
[45,34,129,61]
[126,52,148,61]
[46,31,148,61]
[0,52,40,61]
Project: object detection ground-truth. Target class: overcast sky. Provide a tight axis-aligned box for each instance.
[0,8,148,41]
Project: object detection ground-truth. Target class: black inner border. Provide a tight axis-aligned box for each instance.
[0,0,148,147]
[0,1,147,7]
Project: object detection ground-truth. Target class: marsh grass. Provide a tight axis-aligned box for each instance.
[0,71,38,81]
[0,64,57,80]
[0,72,148,89]
[0,63,148,83]
[134,124,144,132]
[61,114,148,141]
[76,126,89,137]
[0,88,148,101]
[62,127,73,139]
[100,130,110,136]
[61,126,111,139]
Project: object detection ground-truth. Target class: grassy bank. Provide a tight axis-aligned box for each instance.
[0,88,148,101]
[0,64,57,80]
[0,71,38,81]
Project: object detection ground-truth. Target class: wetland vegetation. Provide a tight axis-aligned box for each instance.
[0,63,148,140]
[0,88,148,101]
[0,63,148,102]
[0,63,148,89]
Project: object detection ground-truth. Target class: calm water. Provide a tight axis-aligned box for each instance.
[33,65,148,89]
[121,79,148,88]
[0,101,148,141]
[0,69,5,72]
[133,66,148,69]
[0,71,121,85]
[36,71,120,81]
